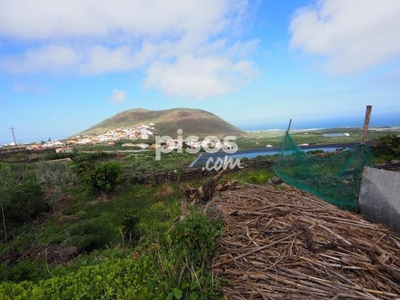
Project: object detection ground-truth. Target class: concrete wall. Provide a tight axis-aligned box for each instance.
[359,167,400,234]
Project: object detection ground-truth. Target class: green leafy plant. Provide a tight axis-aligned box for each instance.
[71,217,119,252]
[88,162,123,194]
[0,259,46,283]
[0,211,225,299]
[74,161,123,196]
[1,182,46,227]
[122,208,141,246]
[372,134,400,161]
[73,151,111,163]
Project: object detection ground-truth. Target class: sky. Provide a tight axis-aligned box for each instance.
[1,0,400,144]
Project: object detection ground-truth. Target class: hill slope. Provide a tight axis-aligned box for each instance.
[78,108,246,138]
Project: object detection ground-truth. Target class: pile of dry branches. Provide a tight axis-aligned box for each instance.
[207,184,400,299]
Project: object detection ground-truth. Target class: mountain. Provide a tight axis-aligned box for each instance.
[78,108,246,138]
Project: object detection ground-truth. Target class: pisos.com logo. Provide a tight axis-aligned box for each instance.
[155,129,243,171]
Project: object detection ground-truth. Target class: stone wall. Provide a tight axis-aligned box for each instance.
[126,158,275,184]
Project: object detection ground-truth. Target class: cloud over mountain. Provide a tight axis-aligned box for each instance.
[0,0,258,98]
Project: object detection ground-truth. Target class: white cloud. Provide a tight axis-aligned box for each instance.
[1,45,78,73]
[144,55,257,99]
[12,81,51,94]
[0,0,257,98]
[0,0,228,40]
[290,0,400,74]
[110,89,128,103]
[81,46,135,75]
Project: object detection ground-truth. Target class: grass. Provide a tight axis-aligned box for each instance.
[0,210,225,299]
[224,167,274,185]
[121,151,198,174]
[0,173,226,299]
[1,153,253,298]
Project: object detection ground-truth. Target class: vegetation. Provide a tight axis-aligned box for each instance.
[0,127,398,298]
[371,134,400,162]
[83,162,123,195]
[0,149,276,299]
[0,211,224,299]
[78,107,246,138]
[237,127,400,149]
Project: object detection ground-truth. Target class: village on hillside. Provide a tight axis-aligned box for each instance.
[0,123,236,152]
[0,124,156,151]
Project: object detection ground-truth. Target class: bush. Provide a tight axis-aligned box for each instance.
[0,163,34,189]
[44,152,75,161]
[307,149,324,155]
[236,169,274,184]
[71,217,119,252]
[372,134,400,161]
[74,161,123,195]
[0,163,13,189]
[171,211,222,266]
[122,209,141,246]
[0,259,46,283]
[88,162,123,193]
[73,152,111,163]
[35,162,78,186]
[1,182,46,227]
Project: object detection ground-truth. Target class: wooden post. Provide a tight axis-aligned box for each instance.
[286,119,292,133]
[361,105,372,144]
[279,119,292,159]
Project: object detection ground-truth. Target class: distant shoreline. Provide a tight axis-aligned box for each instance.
[245,126,400,133]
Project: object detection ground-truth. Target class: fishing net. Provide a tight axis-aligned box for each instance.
[274,132,375,211]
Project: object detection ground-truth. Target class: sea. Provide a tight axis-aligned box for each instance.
[239,113,400,131]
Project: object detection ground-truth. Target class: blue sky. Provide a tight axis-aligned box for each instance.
[1,0,400,144]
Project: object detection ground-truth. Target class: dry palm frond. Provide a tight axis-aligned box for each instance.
[207,185,400,299]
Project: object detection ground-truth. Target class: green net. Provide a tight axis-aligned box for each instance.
[274,132,375,211]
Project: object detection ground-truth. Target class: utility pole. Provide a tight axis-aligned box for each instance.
[10,126,17,146]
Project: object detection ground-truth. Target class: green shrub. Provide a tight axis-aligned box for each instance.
[75,210,88,219]
[0,259,46,283]
[170,211,222,266]
[307,149,324,155]
[122,209,141,246]
[237,169,273,184]
[90,162,122,193]
[75,162,123,194]
[0,163,12,189]
[1,182,46,227]
[0,163,35,189]
[73,152,111,163]
[34,162,78,186]
[71,161,93,179]
[44,152,75,161]
[71,217,119,252]
[372,134,400,161]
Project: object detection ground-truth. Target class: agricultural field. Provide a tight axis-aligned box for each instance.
[237,127,400,149]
